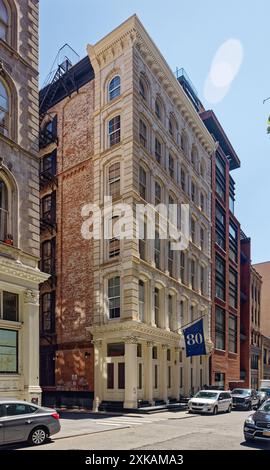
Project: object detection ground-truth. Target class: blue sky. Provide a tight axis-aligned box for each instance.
[40,0,270,264]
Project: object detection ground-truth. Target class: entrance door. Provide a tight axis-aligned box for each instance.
[105,358,125,401]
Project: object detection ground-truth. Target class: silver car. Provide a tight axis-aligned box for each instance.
[0,400,61,446]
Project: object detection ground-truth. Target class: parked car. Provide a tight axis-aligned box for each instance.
[244,399,270,442]
[0,400,61,446]
[188,390,232,415]
[257,388,270,406]
[231,388,259,410]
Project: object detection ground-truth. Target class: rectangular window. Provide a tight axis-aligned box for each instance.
[200,193,205,212]
[191,181,196,203]
[191,218,196,244]
[200,265,205,295]
[169,155,174,179]
[216,154,226,201]
[139,219,147,261]
[139,280,145,322]
[215,255,225,301]
[168,294,173,330]
[229,222,238,263]
[229,315,237,353]
[155,231,161,269]
[41,192,56,224]
[109,163,121,198]
[155,138,162,164]
[41,292,55,333]
[107,363,114,389]
[181,168,186,192]
[154,288,160,326]
[0,329,18,374]
[109,217,120,258]
[154,364,158,389]
[215,306,225,350]
[155,182,161,205]
[168,366,171,389]
[41,238,55,275]
[41,150,57,176]
[168,242,174,277]
[229,269,238,309]
[139,166,146,200]
[180,367,183,388]
[190,259,196,290]
[180,252,185,284]
[139,119,147,148]
[2,292,19,322]
[109,116,121,147]
[108,277,120,319]
[118,363,125,389]
[200,227,205,251]
[107,343,125,357]
[138,363,143,389]
[216,203,226,250]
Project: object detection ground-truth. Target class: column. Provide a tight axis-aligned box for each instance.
[160,344,168,403]
[145,341,154,405]
[92,339,103,412]
[124,337,138,409]
[23,290,42,403]
[172,347,180,400]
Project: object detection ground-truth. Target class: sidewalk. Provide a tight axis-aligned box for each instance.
[54,409,194,440]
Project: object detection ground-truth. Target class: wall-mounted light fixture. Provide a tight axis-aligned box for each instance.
[84,352,91,359]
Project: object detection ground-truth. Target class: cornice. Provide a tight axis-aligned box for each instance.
[87,15,215,156]
[0,256,50,284]
[87,320,182,344]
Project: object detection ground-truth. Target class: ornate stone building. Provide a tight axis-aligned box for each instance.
[39,15,214,410]
[0,0,48,402]
[88,15,214,410]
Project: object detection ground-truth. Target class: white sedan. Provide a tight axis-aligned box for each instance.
[188,390,232,415]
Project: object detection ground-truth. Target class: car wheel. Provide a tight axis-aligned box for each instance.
[212,406,218,415]
[28,427,48,446]
[227,404,232,413]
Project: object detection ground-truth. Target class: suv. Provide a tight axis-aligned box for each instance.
[188,390,232,415]
[231,388,259,410]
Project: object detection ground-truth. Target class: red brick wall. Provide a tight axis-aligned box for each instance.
[40,81,95,392]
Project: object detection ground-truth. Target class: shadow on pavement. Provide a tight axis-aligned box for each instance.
[240,440,270,450]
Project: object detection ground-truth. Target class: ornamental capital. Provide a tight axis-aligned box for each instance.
[24,289,39,305]
[125,336,138,345]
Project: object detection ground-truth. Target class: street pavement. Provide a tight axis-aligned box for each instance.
[3,409,270,450]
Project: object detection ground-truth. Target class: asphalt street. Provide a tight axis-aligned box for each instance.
[3,408,270,451]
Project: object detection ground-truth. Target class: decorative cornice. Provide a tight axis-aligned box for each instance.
[0,256,49,284]
[88,320,182,345]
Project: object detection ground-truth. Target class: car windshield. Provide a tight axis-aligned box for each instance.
[231,389,250,395]
[195,392,218,399]
[260,401,270,413]
[259,388,270,393]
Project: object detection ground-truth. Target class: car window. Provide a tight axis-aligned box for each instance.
[219,393,225,400]
[0,405,4,418]
[5,403,32,416]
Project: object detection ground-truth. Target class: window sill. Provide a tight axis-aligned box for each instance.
[0,320,22,329]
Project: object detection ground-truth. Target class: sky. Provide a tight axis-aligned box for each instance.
[40,0,270,264]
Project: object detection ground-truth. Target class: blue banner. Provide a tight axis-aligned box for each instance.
[183,318,206,357]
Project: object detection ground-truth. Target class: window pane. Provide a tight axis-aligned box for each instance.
[107,343,125,357]
[107,363,114,389]
[109,76,121,101]
[118,363,125,389]
[0,329,17,373]
[3,292,19,322]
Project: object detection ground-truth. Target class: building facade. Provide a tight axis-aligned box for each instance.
[200,111,241,391]
[261,335,270,381]
[39,15,215,410]
[0,0,47,402]
[253,262,270,337]
[250,266,262,389]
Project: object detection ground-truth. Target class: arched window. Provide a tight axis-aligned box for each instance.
[0,176,8,240]
[155,96,164,122]
[139,280,145,322]
[108,76,121,101]
[0,79,9,137]
[139,75,148,101]
[0,0,8,42]
[181,131,188,155]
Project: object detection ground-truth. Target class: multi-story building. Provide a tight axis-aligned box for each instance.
[199,111,241,391]
[39,15,215,410]
[0,0,48,402]
[261,335,270,381]
[253,262,270,336]
[254,261,270,383]
[239,236,262,389]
